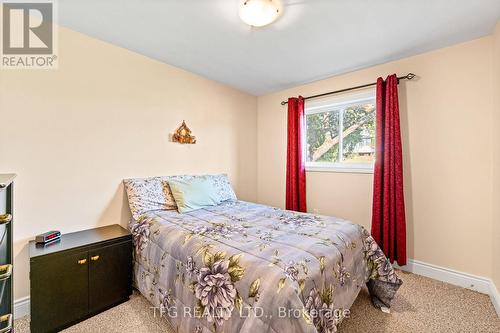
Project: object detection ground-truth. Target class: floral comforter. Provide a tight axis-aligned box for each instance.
[130,200,401,333]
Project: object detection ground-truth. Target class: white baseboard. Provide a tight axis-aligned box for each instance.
[394,259,499,317]
[491,282,500,318]
[12,260,500,319]
[394,259,491,294]
[14,296,30,319]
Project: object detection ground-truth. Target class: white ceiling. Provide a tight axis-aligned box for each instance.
[57,0,500,96]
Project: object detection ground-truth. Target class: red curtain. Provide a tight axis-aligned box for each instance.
[286,96,307,212]
[371,75,407,265]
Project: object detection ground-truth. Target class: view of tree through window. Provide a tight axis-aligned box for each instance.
[305,98,376,169]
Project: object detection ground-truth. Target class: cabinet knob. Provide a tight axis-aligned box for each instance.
[90,255,100,261]
[0,313,12,333]
[0,214,12,225]
[0,264,12,281]
[77,259,87,265]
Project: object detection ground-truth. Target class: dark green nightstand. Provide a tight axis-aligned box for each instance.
[29,224,133,333]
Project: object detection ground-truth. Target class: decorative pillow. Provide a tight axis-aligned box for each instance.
[123,177,177,220]
[167,178,221,213]
[162,173,237,203]
[208,174,237,202]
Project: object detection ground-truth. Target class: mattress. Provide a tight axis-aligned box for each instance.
[130,200,401,333]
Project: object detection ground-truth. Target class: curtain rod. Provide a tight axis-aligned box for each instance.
[280,73,416,106]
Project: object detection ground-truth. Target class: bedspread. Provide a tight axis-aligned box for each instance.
[129,200,401,333]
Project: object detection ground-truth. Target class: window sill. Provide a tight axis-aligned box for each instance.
[305,166,374,174]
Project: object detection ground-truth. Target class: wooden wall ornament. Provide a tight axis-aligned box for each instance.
[172,120,196,144]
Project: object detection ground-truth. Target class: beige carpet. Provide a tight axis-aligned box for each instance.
[15,270,500,332]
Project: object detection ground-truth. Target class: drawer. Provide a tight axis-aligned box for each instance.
[0,189,8,265]
[0,264,12,306]
[0,189,6,215]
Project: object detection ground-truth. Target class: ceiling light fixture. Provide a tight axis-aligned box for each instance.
[239,0,282,27]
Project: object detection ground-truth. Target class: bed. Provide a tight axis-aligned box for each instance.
[128,198,401,333]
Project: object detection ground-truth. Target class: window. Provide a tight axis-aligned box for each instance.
[305,90,376,173]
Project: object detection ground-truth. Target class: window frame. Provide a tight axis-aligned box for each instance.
[304,89,376,174]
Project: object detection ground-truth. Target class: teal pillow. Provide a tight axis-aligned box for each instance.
[168,177,221,213]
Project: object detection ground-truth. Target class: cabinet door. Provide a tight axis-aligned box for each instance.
[88,240,132,314]
[30,250,89,333]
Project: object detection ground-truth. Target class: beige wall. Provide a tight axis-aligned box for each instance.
[493,22,500,289]
[258,37,495,278]
[1,20,498,303]
[0,27,258,300]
